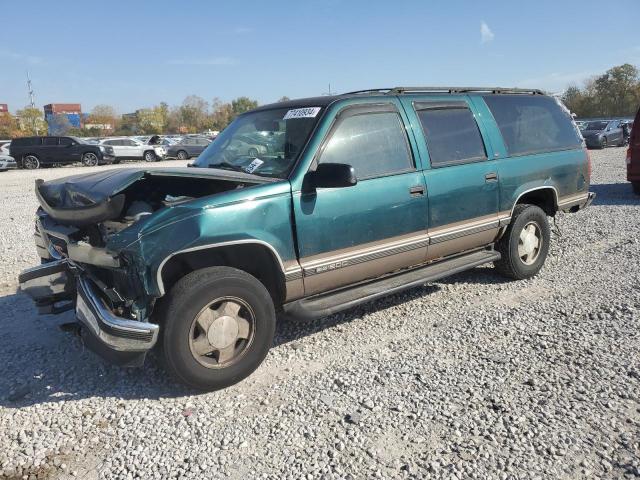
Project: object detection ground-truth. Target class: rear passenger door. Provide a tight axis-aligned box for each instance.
[41,137,60,163]
[293,102,429,295]
[402,98,501,261]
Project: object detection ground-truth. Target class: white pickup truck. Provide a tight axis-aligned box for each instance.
[99,137,166,163]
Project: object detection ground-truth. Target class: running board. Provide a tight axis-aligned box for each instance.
[283,249,500,320]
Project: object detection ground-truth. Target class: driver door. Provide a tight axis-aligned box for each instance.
[292,103,429,296]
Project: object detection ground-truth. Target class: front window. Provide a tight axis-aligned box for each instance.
[192,106,322,178]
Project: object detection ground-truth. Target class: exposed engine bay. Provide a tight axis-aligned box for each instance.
[34,167,271,247]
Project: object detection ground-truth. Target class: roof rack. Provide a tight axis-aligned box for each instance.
[342,86,545,96]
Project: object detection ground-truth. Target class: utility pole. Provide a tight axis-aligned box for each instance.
[26,70,39,134]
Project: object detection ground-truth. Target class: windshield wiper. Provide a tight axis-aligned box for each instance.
[208,161,245,172]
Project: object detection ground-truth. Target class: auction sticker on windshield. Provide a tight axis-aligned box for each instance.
[283,107,321,120]
[244,158,264,174]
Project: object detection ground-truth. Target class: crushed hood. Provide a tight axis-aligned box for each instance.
[35,167,274,226]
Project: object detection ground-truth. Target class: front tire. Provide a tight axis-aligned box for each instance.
[144,150,157,162]
[159,266,276,391]
[176,150,189,160]
[494,204,550,280]
[82,152,99,167]
[22,155,40,169]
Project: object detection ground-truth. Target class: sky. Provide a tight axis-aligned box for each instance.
[0,0,638,114]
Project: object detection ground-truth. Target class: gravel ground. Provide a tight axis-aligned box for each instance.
[0,148,638,480]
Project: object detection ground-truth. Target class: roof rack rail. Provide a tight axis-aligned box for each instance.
[342,86,545,96]
[389,86,545,95]
[341,88,395,95]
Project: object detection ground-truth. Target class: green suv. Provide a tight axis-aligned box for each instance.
[19,87,594,390]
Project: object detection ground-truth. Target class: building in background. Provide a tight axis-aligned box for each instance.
[44,103,83,133]
[0,104,8,115]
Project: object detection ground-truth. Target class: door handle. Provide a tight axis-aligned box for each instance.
[409,185,426,196]
[485,172,498,182]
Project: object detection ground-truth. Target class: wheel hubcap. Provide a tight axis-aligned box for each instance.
[84,154,97,165]
[189,297,254,368]
[518,222,542,265]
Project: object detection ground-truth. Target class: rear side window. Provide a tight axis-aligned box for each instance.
[59,137,73,146]
[415,103,487,167]
[319,111,413,179]
[14,137,41,146]
[43,137,58,146]
[483,95,582,156]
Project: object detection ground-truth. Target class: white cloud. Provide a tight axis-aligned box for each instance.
[480,21,494,44]
[166,57,237,66]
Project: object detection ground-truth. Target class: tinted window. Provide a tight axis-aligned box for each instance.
[416,105,486,166]
[59,137,73,146]
[319,111,413,179]
[483,95,582,156]
[43,137,58,146]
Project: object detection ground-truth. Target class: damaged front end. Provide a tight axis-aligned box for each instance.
[19,167,267,366]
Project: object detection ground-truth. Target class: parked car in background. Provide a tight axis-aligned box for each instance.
[99,137,166,162]
[0,153,17,171]
[10,136,115,169]
[581,120,625,149]
[166,136,211,159]
[19,87,594,390]
[627,108,640,195]
[0,141,11,156]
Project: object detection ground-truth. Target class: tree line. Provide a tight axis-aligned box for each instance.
[0,95,292,138]
[562,63,640,119]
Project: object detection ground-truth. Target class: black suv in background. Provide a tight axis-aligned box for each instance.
[10,136,116,169]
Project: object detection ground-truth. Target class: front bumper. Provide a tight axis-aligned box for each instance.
[19,259,159,364]
[0,160,17,170]
[583,136,603,148]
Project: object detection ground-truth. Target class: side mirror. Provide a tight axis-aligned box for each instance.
[307,163,357,189]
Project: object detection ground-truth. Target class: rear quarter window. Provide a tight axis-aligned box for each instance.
[483,95,582,156]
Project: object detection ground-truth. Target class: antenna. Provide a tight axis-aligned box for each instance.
[26,71,36,108]
[26,71,39,134]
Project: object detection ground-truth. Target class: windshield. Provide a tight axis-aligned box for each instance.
[584,121,608,131]
[192,106,322,178]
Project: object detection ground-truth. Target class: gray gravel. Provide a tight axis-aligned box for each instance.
[1,149,639,479]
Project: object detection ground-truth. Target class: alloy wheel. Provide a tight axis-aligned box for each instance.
[23,155,39,169]
[82,153,98,167]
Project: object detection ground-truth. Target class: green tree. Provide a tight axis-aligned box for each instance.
[180,95,209,132]
[0,114,20,138]
[231,96,259,115]
[137,108,164,134]
[562,64,640,117]
[16,107,47,135]
[277,96,291,102]
[87,104,118,133]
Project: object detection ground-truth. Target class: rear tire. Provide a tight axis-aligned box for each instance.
[159,266,276,391]
[494,204,550,280]
[632,182,640,195]
[22,155,40,169]
[600,137,608,149]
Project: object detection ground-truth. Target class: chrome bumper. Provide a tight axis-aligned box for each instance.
[19,260,159,353]
[76,276,159,352]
